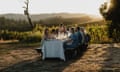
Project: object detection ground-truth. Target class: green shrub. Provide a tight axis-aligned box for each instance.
[18,31,42,43]
[0,30,18,40]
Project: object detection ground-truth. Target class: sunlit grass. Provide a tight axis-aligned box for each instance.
[0,41,40,55]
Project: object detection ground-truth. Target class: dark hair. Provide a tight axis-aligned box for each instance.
[76,27,80,31]
[70,28,75,33]
[60,24,63,27]
[44,28,49,35]
[51,29,56,33]
[66,27,70,31]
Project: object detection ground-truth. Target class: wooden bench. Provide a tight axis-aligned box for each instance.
[35,48,43,57]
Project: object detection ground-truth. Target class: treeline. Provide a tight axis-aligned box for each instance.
[0,17,32,31]
[36,16,92,26]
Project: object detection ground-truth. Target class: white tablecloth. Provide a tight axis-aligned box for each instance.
[42,39,65,61]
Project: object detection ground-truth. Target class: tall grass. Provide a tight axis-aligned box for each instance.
[86,25,112,43]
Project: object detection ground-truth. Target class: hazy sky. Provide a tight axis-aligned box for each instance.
[0,0,106,16]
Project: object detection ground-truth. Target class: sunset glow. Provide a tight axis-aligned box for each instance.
[0,0,107,16]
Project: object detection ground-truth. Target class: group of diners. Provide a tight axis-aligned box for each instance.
[41,24,91,51]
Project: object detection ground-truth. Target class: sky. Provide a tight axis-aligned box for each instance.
[0,0,107,16]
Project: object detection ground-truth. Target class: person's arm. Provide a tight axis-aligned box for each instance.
[66,35,74,43]
[40,36,45,46]
[66,38,73,42]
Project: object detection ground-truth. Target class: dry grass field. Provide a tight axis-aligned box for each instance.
[0,41,120,72]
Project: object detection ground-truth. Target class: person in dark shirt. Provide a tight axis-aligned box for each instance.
[64,28,79,49]
[75,27,83,45]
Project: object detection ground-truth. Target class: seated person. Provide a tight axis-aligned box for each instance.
[41,28,50,44]
[66,27,71,37]
[50,29,57,39]
[57,28,67,40]
[64,28,79,49]
[80,28,90,51]
[80,28,90,44]
[75,27,83,45]
[84,30,91,44]
[35,28,50,53]
[58,24,66,33]
[55,28,59,37]
[80,27,85,45]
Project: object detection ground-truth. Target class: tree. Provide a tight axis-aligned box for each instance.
[99,0,120,42]
[23,0,34,29]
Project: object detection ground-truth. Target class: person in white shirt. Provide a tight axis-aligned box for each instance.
[50,29,57,39]
[66,27,71,37]
[57,24,67,39]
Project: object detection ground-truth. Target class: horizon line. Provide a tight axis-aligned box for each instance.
[0,12,102,16]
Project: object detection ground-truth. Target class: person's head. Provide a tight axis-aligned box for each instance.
[44,28,49,35]
[80,27,84,32]
[70,28,75,34]
[75,27,79,32]
[60,24,64,27]
[51,29,56,34]
[66,27,70,31]
[76,27,80,32]
[80,27,87,34]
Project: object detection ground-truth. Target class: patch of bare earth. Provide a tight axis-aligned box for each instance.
[0,43,120,72]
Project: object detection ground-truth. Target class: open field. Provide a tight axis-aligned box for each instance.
[0,42,120,72]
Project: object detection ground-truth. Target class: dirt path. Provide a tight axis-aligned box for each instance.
[0,43,120,72]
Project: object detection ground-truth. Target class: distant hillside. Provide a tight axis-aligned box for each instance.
[0,13,102,22]
[0,13,104,31]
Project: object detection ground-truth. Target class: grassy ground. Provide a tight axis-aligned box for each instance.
[0,41,120,72]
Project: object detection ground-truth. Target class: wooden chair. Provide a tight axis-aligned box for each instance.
[64,46,78,60]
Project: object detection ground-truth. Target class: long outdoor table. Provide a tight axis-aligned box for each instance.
[41,39,66,61]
